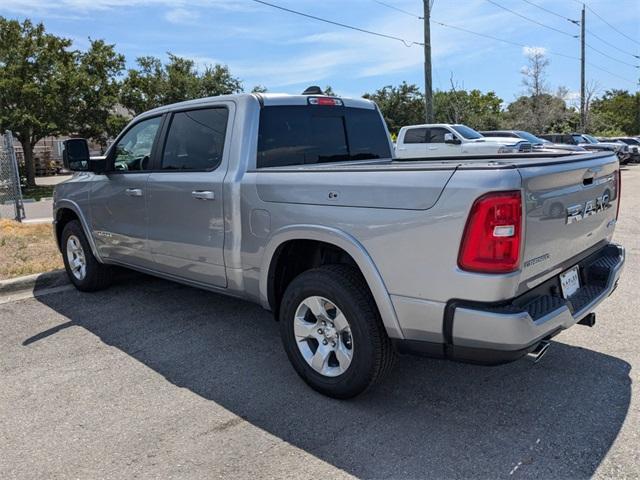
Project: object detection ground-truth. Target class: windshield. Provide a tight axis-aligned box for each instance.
[582,134,599,144]
[573,134,589,144]
[619,138,638,145]
[515,131,543,145]
[451,125,483,140]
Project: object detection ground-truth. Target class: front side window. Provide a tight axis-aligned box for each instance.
[162,108,229,171]
[257,105,391,168]
[427,127,450,143]
[113,116,162,171]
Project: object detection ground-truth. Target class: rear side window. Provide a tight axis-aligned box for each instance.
[162,107,228,171]
[404,128,427,144]
[257,105,390,168]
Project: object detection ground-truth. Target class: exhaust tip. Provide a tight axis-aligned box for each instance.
[526,341,550,364]
[578,312,596,327]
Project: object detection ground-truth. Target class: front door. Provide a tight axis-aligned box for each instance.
[146,105,231,288]
[91,115,163,267]
[428,127,462,156]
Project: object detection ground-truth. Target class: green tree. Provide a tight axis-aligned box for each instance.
[504,92,575,134]
[434,89,503,130]
[363,82,424,135]
[120,54,243,115]
[0,18,125,185]
[0,18,75,186]
[590,89,640,136]
[71,39,125,148]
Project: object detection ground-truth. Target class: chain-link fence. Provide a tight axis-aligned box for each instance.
[0,131,26,221]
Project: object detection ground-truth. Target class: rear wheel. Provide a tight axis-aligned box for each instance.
[279,264,395,398]
[61,220,112,292]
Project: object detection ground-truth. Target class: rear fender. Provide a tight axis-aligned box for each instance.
[260,225,404,339]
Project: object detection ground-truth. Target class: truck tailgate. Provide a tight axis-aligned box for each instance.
[517,153,620,285]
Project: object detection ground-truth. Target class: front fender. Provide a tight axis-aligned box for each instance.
[259,224,404,340]
[54,199,102,263]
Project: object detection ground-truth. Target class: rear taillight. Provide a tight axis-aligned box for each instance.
[615,168,621,220]
[458,191,523,274]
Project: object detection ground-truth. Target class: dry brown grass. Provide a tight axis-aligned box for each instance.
[0,219,63,280]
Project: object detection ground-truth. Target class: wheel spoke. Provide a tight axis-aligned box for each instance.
[304,296,326,319]
[294,318,318,340]
[335,344,353,370]
[333,312,349,332]
[310,344,331,372]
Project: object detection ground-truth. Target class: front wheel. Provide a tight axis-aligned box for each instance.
[279,265,395,398]
[61,220,112,292]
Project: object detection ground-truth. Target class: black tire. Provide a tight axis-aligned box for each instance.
[279,264,396,399]
[61,220,112,292]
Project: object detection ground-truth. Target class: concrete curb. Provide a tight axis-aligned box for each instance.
[0,270,69,295]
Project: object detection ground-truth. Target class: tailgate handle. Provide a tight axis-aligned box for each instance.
[583,168,600,186]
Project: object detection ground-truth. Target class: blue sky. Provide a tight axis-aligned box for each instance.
[1,0,638,104]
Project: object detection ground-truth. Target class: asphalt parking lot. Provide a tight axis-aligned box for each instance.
[1,167,639,479]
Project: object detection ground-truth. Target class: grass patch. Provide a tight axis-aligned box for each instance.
[21,185,55,201]
[0,219,63,280]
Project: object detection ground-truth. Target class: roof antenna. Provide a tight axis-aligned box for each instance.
[302,86,324,95]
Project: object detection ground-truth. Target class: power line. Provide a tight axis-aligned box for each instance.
[250,0,423,47]
[431,20,638,85]
[585,42,639,69]
[372,0,422,19]
[485,0,579,38]
[432,20,578,60]
[519,0,579,25]
[586,28,640,60]
[586,3,640,47]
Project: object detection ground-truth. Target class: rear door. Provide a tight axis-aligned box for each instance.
[518,153,620,283]
[397,127,427,158]
[146,104,233,287]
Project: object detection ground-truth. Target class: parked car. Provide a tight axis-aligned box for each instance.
[539,133,631,164]
[395,124,532,159]
[601,137,640,163]
[480,130,586,153]
[55,91,624,398]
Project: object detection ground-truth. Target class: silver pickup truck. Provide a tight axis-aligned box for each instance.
[55,92,625,398]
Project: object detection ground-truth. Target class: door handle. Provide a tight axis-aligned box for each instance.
[192,190,215,200]
[125,188,143,197]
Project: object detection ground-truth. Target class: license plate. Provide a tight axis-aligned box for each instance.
[560,266,580,299]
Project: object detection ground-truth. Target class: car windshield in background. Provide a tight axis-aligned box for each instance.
[451,125,483,140]
[515,131,543,145]
[257,105,391,168]
[573,134,589,144]
[582,134,600,144]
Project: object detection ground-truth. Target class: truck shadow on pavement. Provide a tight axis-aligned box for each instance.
[31,273,631,479]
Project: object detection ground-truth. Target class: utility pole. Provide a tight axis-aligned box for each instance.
[423,0,434,123]
[580,3,586,131]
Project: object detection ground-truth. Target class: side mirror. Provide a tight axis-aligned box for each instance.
[444,133,460,145]
[63,138,106,174]
[63,138,90,171]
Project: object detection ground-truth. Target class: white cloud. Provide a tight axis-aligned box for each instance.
[164,7,198,25]
[523,46,547,57]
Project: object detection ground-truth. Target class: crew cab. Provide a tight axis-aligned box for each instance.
[55,91,624,398]
[395,123,532,159]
